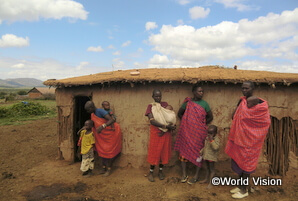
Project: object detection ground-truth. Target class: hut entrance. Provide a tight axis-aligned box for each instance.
[266,116,297,176]
[74,96,91,161]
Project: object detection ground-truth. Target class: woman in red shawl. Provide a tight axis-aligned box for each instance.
[225,81,270,199]
[84,101,122,177]
[145,89,176,182]
[174,85,213,184]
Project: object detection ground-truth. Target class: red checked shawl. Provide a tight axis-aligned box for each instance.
[174,97,208,167]
[225,96,270,172]
[91,113,122,158]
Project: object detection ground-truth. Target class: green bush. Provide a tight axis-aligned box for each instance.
[6,93,16,101]
[10,102,51,116]
[17,90,28,95]
[0,92,7,99]
[0,102,52,118]
[0,107,8,118]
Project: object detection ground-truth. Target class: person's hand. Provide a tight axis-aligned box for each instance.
[96,126,104,133]
[207,135,214,142]
[166,124,176,130]
[158,132,165,137]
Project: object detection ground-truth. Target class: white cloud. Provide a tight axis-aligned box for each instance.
[0,34,29,48]
[177,19,184,25]
[113,51,121,56]
[215,0,258,12]
[0,0,88,24]
[87,46,104,52]
[112,58,125,68]
[108,45,115,49]
[122,40,131,47]
[0,57,102,80]
[11,63,25,68]
[147,8,298,73]
[76,61,89,70]
[145,22,158,31]
[177,0,191,5]
[238,60,298,73]
[149,54,170,64]
[137,48,144,52]
[189,6,210,19]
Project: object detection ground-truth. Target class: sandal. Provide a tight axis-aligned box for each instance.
[181,175,189,183]
[187,178,198,184]
[103,168,111,177]
[158,171,165,180]
[148,172,155,182]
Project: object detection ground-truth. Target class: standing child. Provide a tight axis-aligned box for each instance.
[102,101,116,130]
[198,125,220,188]
[77,120,95,176]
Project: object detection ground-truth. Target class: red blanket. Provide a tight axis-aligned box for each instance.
[225,96,270,172]
[91,113,122,158]
[174,98,207,167]
[147,125,171,165]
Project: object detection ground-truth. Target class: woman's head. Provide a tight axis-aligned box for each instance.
[152,89,162,103]
[84,101,96,113]
[242,81,254,97]
[192,85,204,100]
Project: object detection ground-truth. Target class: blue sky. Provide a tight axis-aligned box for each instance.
[0,0,297,80]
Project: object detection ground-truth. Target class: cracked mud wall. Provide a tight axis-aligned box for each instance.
[55,82,297,167]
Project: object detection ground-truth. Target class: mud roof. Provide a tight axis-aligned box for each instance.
[43,66,298,87]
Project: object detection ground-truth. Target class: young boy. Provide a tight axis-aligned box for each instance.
[246,96,259,108]
[102,101,116,130]
[199,125,220,188]
[77,120,95,176]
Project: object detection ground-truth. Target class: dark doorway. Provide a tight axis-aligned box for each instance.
[74,96,91,161]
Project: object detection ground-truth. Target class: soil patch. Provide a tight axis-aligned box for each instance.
[0,117,297,201]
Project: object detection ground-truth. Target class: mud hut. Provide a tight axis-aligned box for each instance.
[27,87,55,99]
[44,66,298,175]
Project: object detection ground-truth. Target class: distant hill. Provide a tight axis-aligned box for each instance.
[0,78,44,88]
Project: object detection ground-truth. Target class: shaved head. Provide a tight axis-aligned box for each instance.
[152,89,161,96]
[84,101,96,113]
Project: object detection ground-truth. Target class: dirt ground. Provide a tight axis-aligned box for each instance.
[0,117,297,201]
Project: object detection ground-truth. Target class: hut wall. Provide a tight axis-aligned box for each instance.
[55,82,298,167]
[28,92,42,99]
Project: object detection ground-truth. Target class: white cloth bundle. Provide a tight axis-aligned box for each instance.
[151,102,177,132]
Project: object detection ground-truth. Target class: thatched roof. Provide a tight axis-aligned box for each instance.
[28,87,55,94]
[43,66,298,88]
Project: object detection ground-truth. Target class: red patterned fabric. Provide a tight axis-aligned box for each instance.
[225,96,270,172]
[147,125,171,165]
[174,97,207,167]
[91,113,122,159]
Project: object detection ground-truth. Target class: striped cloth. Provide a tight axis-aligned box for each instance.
[147,125,172,165]
[225,96,270,172]
[91,113,122,159]
[174,97,208,167]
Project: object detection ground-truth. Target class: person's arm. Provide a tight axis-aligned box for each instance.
[232,99,242,119]
[206,110,213,124]
[77,126,86,135]
[147,113,176,131]
[177,107,186,119]
[96,114,115,133]
[210,137,220,151]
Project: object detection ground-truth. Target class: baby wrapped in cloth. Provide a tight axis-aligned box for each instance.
[151,102,177,132]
